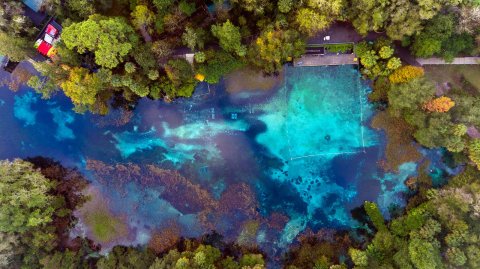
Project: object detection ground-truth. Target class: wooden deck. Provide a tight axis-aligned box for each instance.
[293,54,357,67]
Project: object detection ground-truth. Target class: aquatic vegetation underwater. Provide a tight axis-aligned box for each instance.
[0,65,452,256]
[77,187,129,246]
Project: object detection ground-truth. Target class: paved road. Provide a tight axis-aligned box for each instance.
[417,57,480,65]
[308,22,384,45]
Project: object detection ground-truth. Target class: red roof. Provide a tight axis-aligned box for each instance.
[46,24,58,37]
[37,41,52,56]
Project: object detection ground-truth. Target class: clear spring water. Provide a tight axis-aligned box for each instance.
[0,65,425,254]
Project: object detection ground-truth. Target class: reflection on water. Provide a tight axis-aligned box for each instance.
[0,65,421,254]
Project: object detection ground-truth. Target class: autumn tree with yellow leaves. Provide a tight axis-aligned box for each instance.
[423,96,455,112]
[249,28,305,73]
[61,67,112,113]
[388,65,425,83]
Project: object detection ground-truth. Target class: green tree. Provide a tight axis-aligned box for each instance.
[61,16,138,68]
[28,61,69,99]
[125,62,136,73]
[61,67,109,110]
[408,238,443,269]
[388,77,435,116]
[412,36,442,57]
[295,8,329,36]
[457,6,480,34]
[194,52,206,63]
[179,0,196,16]
[466,245,480,269]
[131,5,155,30]
[348,0,389,36]
[197,50,245,84]
[453,124,467,137]
[249,27,305,73]
[97,246,156,269]
[442,33,475,61]
[165,59,193,86]
[39,250,85,269]
[148,244,264,269]
[359,50,379,68]
[211,20,247,56]
[412,15,455,57]
[278,0,293,13]
[413,114,466,152]
[349,248,368,267]
[132,44,158,71]
[468,139,480,169]
[111,75,150,97]
[446,247,467,266]
[151,40,173,61]
[0,33,32,61]
[386,57,402,70]
[65,0,96,19]
[364,201,387,231]
[451,95,480,127]
[0,0,36,36]
[182,27,206,51]
[54,41,82,67]
[164,59,197,97]
[379,46,394,59]
[231,0,269,14]
[0,159,56,233]
[354,178,480,269]
[0,232,23,268]
[148,70,160,80]
[239,254,265,267]
[348,0,435,40]
[153,0,175,13]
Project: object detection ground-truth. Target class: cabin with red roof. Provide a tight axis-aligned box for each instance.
[34,18,62,59]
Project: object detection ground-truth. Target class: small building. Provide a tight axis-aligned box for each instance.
[22,0,44,12]
[34,19,62,58]
[185,53,195,64]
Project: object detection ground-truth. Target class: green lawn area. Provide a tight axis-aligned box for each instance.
[307,43,354,53]
[324,43,354,53]
[424,65,480,92]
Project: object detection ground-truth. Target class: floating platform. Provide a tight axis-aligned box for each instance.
[294,54,357,67]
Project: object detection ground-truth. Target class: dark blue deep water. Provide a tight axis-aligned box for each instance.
[0,65,420,254]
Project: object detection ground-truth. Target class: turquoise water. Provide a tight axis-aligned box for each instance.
[0,65,425,254]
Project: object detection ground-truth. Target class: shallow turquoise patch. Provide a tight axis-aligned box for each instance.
[49,106,75,140]
[257,66,377,160]
[375,162,417,212]
[110,126,166,158]
[13,92,38,126]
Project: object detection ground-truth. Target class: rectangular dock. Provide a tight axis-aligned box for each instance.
[294,54,357,67]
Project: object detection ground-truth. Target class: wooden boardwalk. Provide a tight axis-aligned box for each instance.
[293,54,357,67]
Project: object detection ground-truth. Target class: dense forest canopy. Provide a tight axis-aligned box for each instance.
[0,0,477,114]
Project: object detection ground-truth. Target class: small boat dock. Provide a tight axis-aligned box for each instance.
[294,41,358,67]
[294,54,357,67]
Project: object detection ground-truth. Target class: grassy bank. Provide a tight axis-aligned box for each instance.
[424,65,480,92]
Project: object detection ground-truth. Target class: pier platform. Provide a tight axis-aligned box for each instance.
[294,54,357,67]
